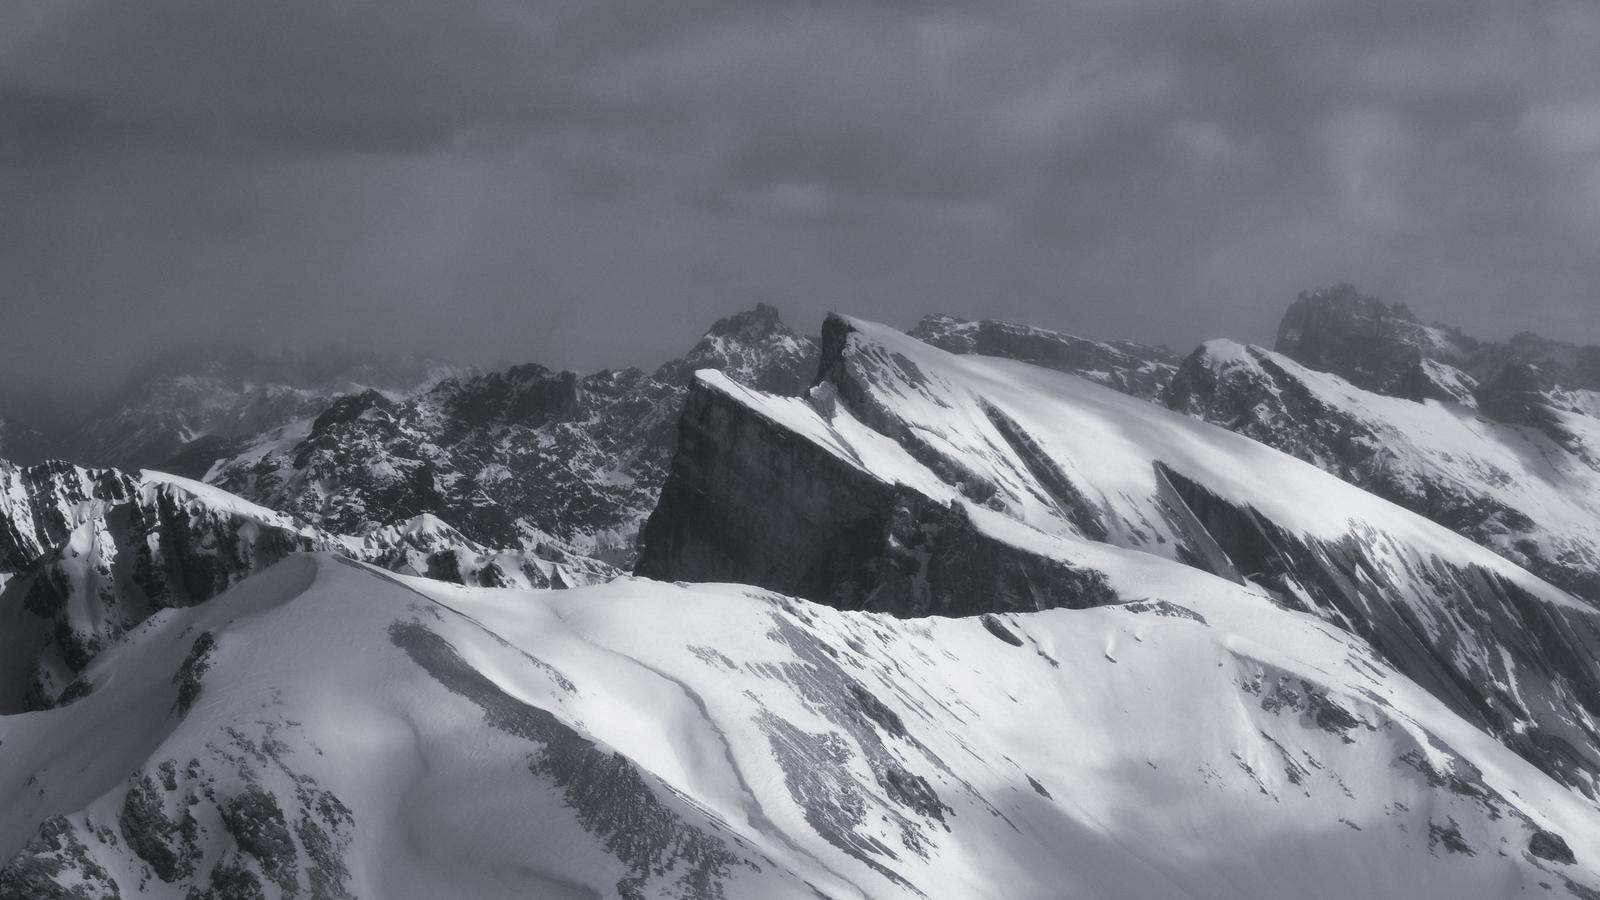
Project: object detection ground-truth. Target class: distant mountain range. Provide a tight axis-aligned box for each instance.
[4,290,1600,898]
[3,346,465,472]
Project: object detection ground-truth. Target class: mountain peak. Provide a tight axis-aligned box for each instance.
[655,303,819,395]
[702,302,787,340]
[1282,283,1418,328]
[1273,284,1469,401]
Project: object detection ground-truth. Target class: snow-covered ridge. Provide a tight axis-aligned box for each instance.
[1167,338,1600,601]
[3,553,1596,898]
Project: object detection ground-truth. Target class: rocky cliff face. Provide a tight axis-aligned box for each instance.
[636,371,1116,616]
[207,306,817,567]
[910,313,1181,400]
[639,312,1600,798]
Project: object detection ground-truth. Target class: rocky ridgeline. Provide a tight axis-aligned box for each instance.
[205,305,817,567]
[909,313,1182,400]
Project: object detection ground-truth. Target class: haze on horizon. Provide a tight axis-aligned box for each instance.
[3,0,1598,401]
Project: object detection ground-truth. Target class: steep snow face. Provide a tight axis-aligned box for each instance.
[3,554,1597,899]
[0,458,614,711]
[640,314,1600,797]
[1167,340,1600,602]
[204,307,817,567]
[35,347,463,472]
[910,314,1181,401]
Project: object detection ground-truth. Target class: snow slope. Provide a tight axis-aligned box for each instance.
[3,553,1596,899]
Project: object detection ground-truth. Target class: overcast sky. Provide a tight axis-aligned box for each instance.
[3,0,1598,397]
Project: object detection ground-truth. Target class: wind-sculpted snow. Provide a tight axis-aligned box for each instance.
[3,555,1598,898]
[639,313,1600,797]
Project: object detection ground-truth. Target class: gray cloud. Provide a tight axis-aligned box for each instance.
[2,0,1597,401]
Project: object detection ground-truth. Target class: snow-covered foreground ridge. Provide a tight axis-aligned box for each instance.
[2,553,1597,899]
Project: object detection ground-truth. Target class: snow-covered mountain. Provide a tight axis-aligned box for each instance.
[639,314,1600,800]
[911,293,1600,604]
[204,305,817,567]
[3,553,1596,899]
[0,457,614,712]
[20,346,463,472]
[6,299,1600,899]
